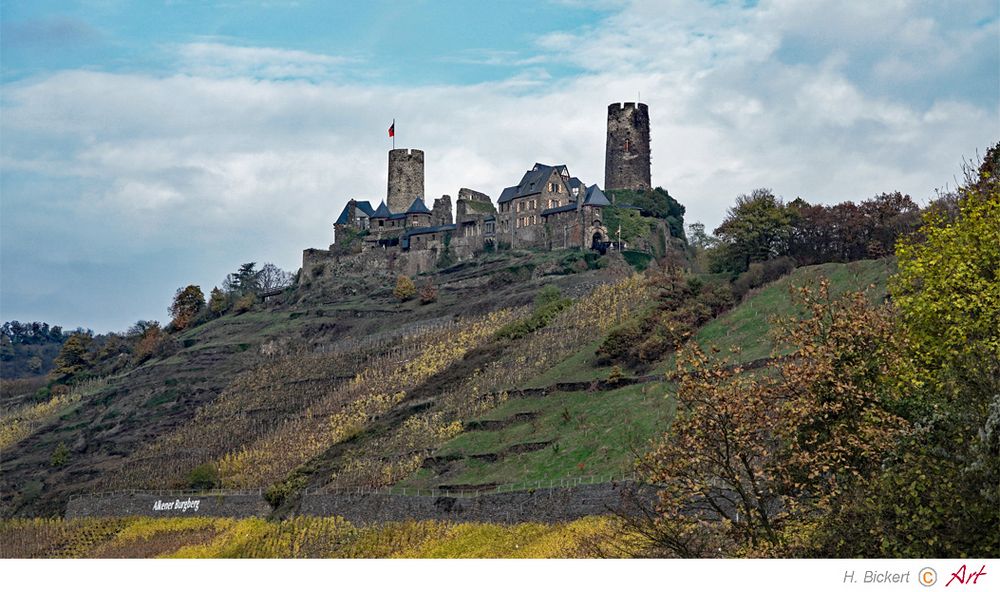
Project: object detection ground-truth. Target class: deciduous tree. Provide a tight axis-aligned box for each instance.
[209,287,229,316]
[643,344,784,557]
[168,285,205,331]
[52,333,93,380]
[712,189,793,273]
[257,263,294,293]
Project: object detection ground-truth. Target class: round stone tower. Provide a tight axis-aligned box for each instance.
[387,148,425,213]
[604,102,651,192]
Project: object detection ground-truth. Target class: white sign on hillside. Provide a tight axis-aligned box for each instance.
[152,498,201,512]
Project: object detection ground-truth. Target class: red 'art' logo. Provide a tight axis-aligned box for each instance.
[946,565,987,587]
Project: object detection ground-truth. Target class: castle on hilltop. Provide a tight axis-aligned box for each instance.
[303,102,654,276]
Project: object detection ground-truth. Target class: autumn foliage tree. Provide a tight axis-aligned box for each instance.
[52,333,94,381]
[131,321,173,364]
[642,280,907,557]
[642,344,785,557]
[708,189,920,274]
[643,147,999,558]
[393,276,416,302]
[168,285,205,331]
[418,282,438,305]
[848,148,1000,558]
[773,281,907,555]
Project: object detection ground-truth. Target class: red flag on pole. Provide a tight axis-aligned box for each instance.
[388,120,395,138]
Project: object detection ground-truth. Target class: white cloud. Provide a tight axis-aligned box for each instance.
[175,42,358,79]
[1,0,996,331]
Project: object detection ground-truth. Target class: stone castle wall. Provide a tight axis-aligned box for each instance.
[303,248,437,282]
[387,148,425,213]
[605,102,651,191]
[458,187,491,202]
[431,195,453,226]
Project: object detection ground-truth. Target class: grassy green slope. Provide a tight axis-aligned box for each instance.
[403,258,895,491]
[685,258,895,365]
[402,382,674,490]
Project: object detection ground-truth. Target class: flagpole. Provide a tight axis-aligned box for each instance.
[392,118,395,150]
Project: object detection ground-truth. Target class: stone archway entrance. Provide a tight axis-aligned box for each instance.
[590,220,610,254]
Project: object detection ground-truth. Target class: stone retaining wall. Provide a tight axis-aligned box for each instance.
[299,481,657,525]
[65,491,271,519]
[64,482,659,524]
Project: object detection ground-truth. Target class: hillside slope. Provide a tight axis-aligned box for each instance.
[0,255,893,519]
[397,258,894,493]
[0,249,627,517]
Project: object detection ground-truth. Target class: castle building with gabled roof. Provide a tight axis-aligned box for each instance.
[308,101,655,276]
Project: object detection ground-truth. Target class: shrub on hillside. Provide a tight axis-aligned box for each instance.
[132,323,179,364]
[621,251,654,271]
[418,282,438,305]
[597,319,645,363]
[393,276,416,302]
[597,269,734,369]
[233,293,256,314]
[187,463,221,490]
[732,256,796,300]
[558,251,600,274]
[51,442,70,467]
[496,286,572,341]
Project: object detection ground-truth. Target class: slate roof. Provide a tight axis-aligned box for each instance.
[406,197,432,215]
[402,224,457,249]
[404,223,457,237]
[334,200,376,225]
[497,186,517,204]
[583,185,611,207]
[371,201,392,218]
[334,205,352,225]
[541,203,578,216]
[498,163,570,204]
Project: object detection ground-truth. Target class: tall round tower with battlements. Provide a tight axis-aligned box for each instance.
[604,102,651,192]
[387,148,425,213]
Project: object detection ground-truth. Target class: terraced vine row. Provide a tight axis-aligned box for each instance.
[0,515,632,558]
[103,318,487,489]
[320,274,652,490]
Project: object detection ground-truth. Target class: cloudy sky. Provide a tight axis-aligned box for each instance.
[1,1,997,333]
